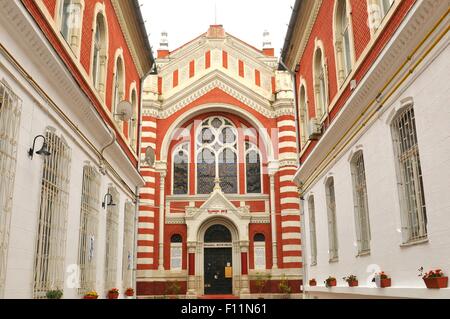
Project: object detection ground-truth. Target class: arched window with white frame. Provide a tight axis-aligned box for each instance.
[313,45,329,120]
[91,12,108,97]
[0,82,22,298]
[334,0,354,86]
[253,233,266,270]
[173,142,189,195]
[325,177,338,262]
[367,0,395,33]
[196,117,238,194]
[245,142,262,194]
[129,88,138,150]
[350,151,371,255]
[104,186,119,292]
[77,165,100,295]
[112,53,125,130]
[58,0,84,56]
[391,104,427,244]
[307,195,317,266]
[33,128,71,299]
[170,234,182,271]
[298,82,309,146]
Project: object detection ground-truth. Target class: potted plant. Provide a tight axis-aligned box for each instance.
[83,291,99,299]
[309,278,317,287]
[372,271,391,288]
[343,275,358,287]
[125,288,134,298]
[278,275,292,299]
[108,288,120,299]
[254,273,271,299]
[324,276,337,288]
[46,289,63,299]
[419,267,448,289]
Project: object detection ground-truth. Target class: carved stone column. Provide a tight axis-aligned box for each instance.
[268,161,279,269]
[158,170,166,271]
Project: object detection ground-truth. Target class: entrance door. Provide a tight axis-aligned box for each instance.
[204,248,232,295]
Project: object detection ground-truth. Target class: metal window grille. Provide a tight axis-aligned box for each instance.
[392,106,427,243]
[122,202,134,289]
[33,129,71,299]
[326,179,339,262]
[0,82,22,298]
[77,165,100,295]
[308,196,318,266]
[104,187,119,291]
[351,152,371,254]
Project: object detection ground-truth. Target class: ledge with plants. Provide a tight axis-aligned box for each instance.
[84,291,99,299]
[343,275,358,287]
[419,267,448,289]
[46,289,63,299]
[372,271,391,288]
[108,288,120,299]
[324,276,337,288]
[309,278,317,287]
[125,288,134,298]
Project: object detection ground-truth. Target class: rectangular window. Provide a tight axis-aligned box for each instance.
[326,178,339,262]
[105,187,119,291]
[33,129,71,298]
[77,166,100,295]
[170,243,182,271]
[351,152,371,254]
[0,82,22,297]
[308,196,318,266]
[392,106,427,243]
[122,202,135,289]
[254,243,266,270]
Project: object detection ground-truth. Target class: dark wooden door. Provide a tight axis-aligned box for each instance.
[204,248,232,295]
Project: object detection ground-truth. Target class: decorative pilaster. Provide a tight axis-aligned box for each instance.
[187,242,197,296]
[268,161,279,269]
[240,241,250,295]
[157,169,167,271]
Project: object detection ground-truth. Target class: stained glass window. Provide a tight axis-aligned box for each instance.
[219,148,237,194]
[246,142,262,193]
[173,143,189,195]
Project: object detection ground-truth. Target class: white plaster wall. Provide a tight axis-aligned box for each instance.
[303,41,450,298]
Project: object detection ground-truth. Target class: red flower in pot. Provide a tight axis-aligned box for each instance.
[108,288,119,299]
[343,275,358,287]
[419,268,448,289]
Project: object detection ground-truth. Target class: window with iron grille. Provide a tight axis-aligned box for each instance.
[77,165,100,295]
[33,128,71,299]
[307,196,318,266]
[325,178,339,262]
[0,82,22,298]
[350,151,371,254]
[105,187,119,292]
[122,202,135,289]
[391,106,427,243]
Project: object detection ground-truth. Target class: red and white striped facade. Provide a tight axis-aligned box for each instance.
[137,25,303,298]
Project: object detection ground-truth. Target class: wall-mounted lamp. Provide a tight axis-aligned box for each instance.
[28,135,51,159]
[102,193,116,209]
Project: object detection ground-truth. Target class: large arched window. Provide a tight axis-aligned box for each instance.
[58,0,84,56]
[129,88,138,149]
[307,195,317,266]
[298,82,309,145]
[112,54,125,129]
[313,45,329,120]
[91,12,108,97]
[173,143,189,195]
[367,0,395,33]
[334,0,354,86]
[325,177,338,263]
[196,117,238,194]
[245,142,262,194]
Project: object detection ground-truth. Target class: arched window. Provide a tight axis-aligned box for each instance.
[92,12,107,97]
[245,142,262,194]
[33,128,71,298]
[173,143,189,195]
[313,46,328,120]
[204,225,232,243]
[170,234,182,271]
[308,196,317,266]
[58,0,83,56]
[129,88,138,149]
[253,233,266,270]
[325,177,338,262]
[112,55,125,128]
[367,0,395,33]
[391,104,427,243]
[334,0,354,86]
[298,83,309,145]
[196,117,238,194]
[350,151,371,254]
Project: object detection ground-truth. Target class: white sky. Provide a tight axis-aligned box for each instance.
[138,0,296,58]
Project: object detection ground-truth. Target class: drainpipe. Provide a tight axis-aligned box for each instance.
[99,123,116,175]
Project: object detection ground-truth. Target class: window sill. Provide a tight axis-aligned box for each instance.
[400,238,429,248]
[356,251,371,258]
[328,258,339,264]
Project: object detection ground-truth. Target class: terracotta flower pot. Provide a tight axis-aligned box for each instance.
[108,292,119,299]
[309,280,317,287]
[125,292,134,297]
[347,281,358,287]
[326,279,336,287]
[84,295,98,299]
[423,277,448,289]
[379,278,391,288]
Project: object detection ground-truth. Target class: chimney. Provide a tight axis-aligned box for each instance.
[157,31,169,58]
[262,30,274,57]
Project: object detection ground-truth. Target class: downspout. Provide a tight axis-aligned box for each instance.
[279,58,308,297]
[99,123,116,175]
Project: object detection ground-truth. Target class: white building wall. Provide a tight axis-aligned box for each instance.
[303,42,450,299]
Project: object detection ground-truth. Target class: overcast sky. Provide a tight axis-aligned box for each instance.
[138,0,296,58]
